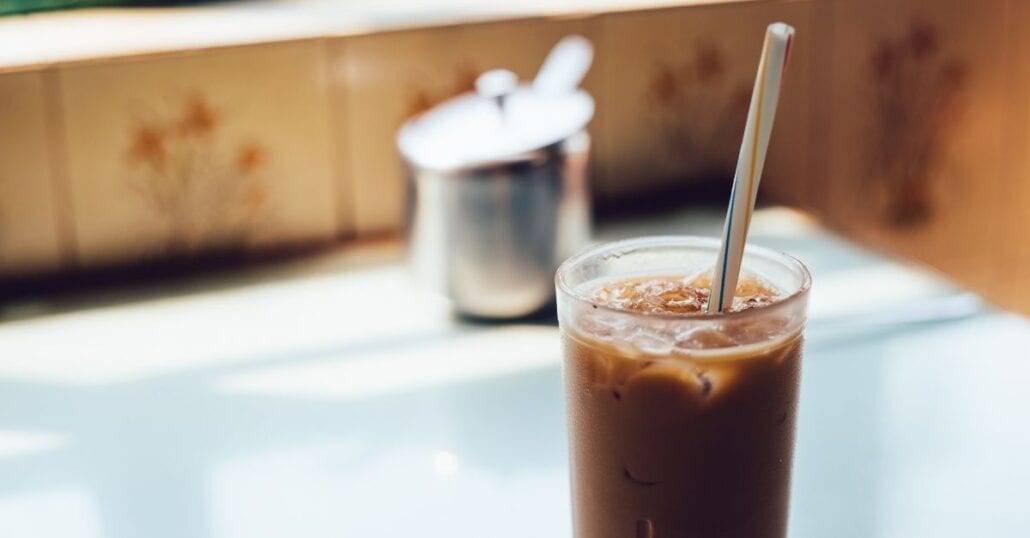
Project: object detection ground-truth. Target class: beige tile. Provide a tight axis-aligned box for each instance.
[336,17,598,236]
[805,0,834,212]
[334,27,454,236]
[1008,0,1030,212]
[326,38,357,239]
[1000,259,1030,314]
[994,0,1030,314]
[0,71,64,277]
[596,1,813,205]
[757,2,813,209]
[58,40,338,268]
[824,0,1009,281]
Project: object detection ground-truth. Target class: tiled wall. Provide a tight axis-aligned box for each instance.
[1007,0,1030,309]
[595,1,813,205]
[0,71,67,277]
[58,39,339,268]
[814,0,1028,312]
[0,0,1027,311]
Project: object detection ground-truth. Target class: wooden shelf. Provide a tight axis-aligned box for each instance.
[0,0,748,72]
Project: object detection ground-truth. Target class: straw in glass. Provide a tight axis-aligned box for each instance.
[708,22,795,313]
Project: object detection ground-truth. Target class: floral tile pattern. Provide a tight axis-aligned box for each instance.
[123,93,273,254]
[596,1,813,204]
[866,22,967,227]
[58,40,338,267]
[0,71,64,277]
[825,0,1009,286]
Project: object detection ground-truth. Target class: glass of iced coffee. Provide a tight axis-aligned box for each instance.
[556,236,811,538]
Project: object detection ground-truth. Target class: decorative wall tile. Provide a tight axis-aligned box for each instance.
[0,2,1022,314]
[326,38,357,239]
[0,71,64,277]
[823,0,1009,286]
[596,1,813,206]
[805,0,835,213]
[334,17,598,236]
[58,40,338,267]
[995,0,1030,313]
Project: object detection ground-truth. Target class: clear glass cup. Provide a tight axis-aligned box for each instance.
[555,236,811,538]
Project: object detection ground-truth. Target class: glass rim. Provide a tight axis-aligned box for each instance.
[555,235,812,322]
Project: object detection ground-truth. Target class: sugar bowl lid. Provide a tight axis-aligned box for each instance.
[397,36,594,172]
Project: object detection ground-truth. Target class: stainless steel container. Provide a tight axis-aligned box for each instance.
[398,37,594,318]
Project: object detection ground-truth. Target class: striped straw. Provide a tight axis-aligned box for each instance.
[707,23,795,313]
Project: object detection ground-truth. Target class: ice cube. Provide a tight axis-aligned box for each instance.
[674,326,736,350]
[629,329,674,355]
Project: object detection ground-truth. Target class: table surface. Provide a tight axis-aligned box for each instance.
[0,208,1027,538]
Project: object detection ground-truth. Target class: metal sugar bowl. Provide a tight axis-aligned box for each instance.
[398,36,594,319]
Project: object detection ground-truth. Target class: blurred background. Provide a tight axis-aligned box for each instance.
[0,0,1026,312]
[0,1,1027,537]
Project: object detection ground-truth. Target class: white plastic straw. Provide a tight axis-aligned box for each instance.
[708,23,795,313]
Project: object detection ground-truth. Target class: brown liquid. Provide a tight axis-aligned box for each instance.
[563,275,802,538]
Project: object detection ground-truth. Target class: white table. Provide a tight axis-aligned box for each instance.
[0,208,1027,538]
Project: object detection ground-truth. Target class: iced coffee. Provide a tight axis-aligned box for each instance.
[556,237,811,538]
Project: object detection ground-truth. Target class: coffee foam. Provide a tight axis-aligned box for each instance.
[571,273,799,354]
